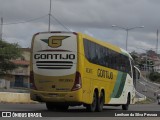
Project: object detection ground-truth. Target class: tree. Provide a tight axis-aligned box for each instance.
[0,40,22,76]
[149,72,160,83]
[130,51,139,65]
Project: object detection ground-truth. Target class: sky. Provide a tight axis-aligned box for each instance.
[1,0,160,53]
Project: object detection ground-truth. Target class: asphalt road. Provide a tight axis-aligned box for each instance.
[0,103,159,120]
[0,103,160,117]
[136,76,160,101]
[0,79,159,119]
[0,74,159,118]
[0,102,159,111]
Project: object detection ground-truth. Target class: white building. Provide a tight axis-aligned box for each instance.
[154,62,160,73]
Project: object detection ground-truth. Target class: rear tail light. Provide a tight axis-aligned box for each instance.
[71,72,82,91]
[30,71,37,90]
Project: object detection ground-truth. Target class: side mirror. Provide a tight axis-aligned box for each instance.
[134,66,141,80]
[138,72,140,79]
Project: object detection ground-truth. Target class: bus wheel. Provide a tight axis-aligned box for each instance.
[96,91,104,112]
[46,102,56,111]
[86,92,97,112]
[122,95,130,110]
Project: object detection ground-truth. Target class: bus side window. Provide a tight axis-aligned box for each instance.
[132,60,137,80]
[133,67,136,80]
[134,67,140,80]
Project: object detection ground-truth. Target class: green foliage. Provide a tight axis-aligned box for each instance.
[131,54,138,61]
[135,98,153,104]
[149,72,160,83]
[0,40,22,76]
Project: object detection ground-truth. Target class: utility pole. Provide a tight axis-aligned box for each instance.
[156,29,159,54]
[126,29,129,51]
[146,50,148,72]
[112,25,144,51]
[48,0,52,31]
[0,17,3,40]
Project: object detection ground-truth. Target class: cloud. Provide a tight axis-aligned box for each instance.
[84,30,94,37]
[0,0,160,52]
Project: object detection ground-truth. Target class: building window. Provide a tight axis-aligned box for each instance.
[14,75,24,87]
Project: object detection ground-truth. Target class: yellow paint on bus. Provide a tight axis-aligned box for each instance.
[30,31,137,112]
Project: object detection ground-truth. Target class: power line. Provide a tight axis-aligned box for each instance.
[2,14,73,31]
[3,15,48,25]
[48,0,72,32]
[50,14,72,32]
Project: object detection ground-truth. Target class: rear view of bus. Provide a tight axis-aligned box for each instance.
[30,32,81,111]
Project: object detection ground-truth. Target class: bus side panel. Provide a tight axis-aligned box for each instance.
[80,35,120,105]
[108,73,134,104]
[77,34,92,104]
[82,77,92,104]
[82,59,119,104]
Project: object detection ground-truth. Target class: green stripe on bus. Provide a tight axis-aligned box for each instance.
[115,73,127,98]
[111,72,123,98]
[111,72,127,98]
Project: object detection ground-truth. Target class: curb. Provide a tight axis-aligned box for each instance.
[0,92,37,103]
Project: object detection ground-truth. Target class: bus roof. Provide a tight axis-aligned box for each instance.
[79,32,133,59]
[33,31,133,59]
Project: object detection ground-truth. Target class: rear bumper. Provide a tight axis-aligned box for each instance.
[30,89,83,104]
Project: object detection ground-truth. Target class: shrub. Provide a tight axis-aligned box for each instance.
[149,72,160,83]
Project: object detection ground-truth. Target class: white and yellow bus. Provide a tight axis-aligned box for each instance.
[30,31,140,112]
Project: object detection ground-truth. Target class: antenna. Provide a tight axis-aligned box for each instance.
[156,29,159,54]
[48,0,52,31]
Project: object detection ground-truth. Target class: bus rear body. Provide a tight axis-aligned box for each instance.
[30,31,138,112]
[30,32,83,104]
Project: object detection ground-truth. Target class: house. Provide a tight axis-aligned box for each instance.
[2,48,30,89]
[154,62,160,73]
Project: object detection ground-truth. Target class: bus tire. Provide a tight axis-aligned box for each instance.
[86,91,97,112]
[96,91,104,112]
[122,94,130,110]
[46,102,56,111]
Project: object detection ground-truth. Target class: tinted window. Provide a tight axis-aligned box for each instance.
[83,39,131,75]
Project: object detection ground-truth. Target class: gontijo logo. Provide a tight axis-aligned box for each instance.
[41,36,70,48]
[34,36,76,70]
